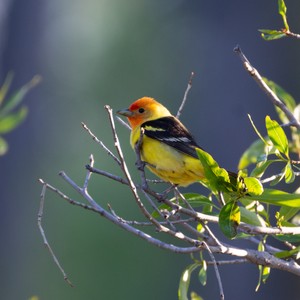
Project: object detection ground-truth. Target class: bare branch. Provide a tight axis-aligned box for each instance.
[203,241,224,300]
[37,179,74,287]
[38,83,300,295]
[285,30,300,39]
[176,71,195,119]
[81,122,121,165]
[42,174,204,254]
[234,45,300,129]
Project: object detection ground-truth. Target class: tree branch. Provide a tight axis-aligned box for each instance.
[234,45,300,129]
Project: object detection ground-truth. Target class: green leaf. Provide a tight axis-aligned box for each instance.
[256,241,270,291]
[243,177,264,196]
[198,260,207,286]
[0,72,14,106]
[275,246,300,259]
[278,0,289,30]
[190,292,203,300]
[262,78,296,123]
[196,148,233,193]
[259,29,286,40]
[265,116,289,158]
[278,206,300,222]
[240,207,266,227]
[0,106,28,134]
[275,233,300,243]
[219,201,240,239]
[250,159,280,178]
[238,138,276,170]
[0,75,41,118]
[178,264,198,300]
[151,193,214,218]
[0,136,8,156]
[262,266,271,284]
[238,139,266,170]
[248,189,300,208]
[278,0,287,15]
[284,162,295,183]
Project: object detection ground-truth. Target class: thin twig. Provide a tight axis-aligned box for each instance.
[116,115,131,130]
[285,30,300,39]
[202,241,225,300]
[37,179,74,287]
[84,165,300,237]
[81,122,121,165]
[234,45,300,129]
[261,171,300,184]
[218,191,226,206]
[56,171,205,254]
[83,154,94,190]
[176,71,195,119]
[207,259,249,266]
[108,203,195,227]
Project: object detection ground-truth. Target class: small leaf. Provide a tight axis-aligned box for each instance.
[240,207,266,227]
[238,139,266,170]
[248,189,300,208]
[243,177,264,196]
[256,241,269,291]
[198,260,207,286]
[219,201,240,239]
[238,138,276,170]
[262,266,271,284]
[250,159,279,178]
[190,292,203,300]
[196,148,233,193]
[278,0,287,15]
[278,0,289,30]
[0,106,28,134]
[275,233,300,243]
[265,116,289,158]
[263,78,296,123]
[0,72,14,106]
[0,136,8,156]
[278,206,300,222]
[275,246,300,259]
[178,264,198,300]
[0,75,41,118]
[284,162,295,183]
[259,29,286,40]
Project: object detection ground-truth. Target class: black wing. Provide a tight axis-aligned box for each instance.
[141,116,203,159]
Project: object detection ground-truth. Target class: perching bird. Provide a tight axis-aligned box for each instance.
[117,97,207,187]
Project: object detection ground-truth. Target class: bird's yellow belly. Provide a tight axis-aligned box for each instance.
[140,138,204,186]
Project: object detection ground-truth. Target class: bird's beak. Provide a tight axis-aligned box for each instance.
[116,108,134,117]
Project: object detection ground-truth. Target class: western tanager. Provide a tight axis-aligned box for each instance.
[117,97,208,187]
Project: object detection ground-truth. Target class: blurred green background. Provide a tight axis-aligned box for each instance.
[1,0,300,299]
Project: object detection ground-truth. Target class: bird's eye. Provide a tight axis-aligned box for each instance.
[138,108,145,113]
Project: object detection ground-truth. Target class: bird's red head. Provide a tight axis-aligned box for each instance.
[117,97,171,129]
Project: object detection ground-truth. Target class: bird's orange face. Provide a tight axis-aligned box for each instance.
[117,97,171,129]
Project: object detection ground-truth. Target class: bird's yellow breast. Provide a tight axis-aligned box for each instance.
[130,128,204,186]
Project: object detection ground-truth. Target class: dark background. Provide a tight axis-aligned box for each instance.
[1,0,300,299]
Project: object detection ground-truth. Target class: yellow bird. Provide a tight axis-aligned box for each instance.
[117,97,206,187]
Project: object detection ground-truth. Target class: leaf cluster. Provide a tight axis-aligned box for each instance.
[174,80,300,297]
[0,73,41,156]
[258,0,300,41]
